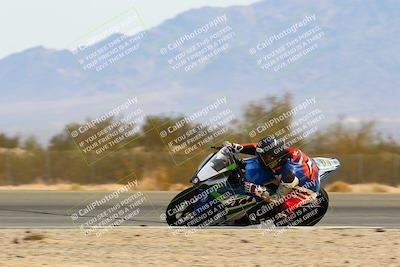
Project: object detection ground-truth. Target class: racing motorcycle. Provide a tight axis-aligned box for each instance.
[165,146,340,227]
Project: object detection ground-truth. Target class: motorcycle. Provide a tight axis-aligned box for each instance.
[166,146,340,227]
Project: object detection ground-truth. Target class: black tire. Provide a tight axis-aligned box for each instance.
[166,187,197,226]
[165,187,227,227]
[238,188,329,227]
[299,187,329,226]
[278,187,329,227]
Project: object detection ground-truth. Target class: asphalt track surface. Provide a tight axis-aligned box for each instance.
[0,191,399,228]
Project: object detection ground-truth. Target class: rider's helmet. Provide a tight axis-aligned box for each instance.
[256,135,288,170]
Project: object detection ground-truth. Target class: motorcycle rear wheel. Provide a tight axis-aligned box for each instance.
[275,187,329,227]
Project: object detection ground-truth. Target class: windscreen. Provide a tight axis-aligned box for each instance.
[209,147,231,172]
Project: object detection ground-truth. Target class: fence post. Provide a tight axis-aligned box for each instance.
[358,154,364,183]
[90,152,95,183]
[394,154,399,186]
[5,151,12,184]
[45,151,51,183]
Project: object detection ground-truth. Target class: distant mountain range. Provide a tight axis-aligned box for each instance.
[0,0,399,143]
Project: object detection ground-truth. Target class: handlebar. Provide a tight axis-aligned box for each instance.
[210,145,247,184]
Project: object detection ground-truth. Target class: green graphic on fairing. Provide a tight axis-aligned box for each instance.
[209,191,256,215]
[224,163,237,171]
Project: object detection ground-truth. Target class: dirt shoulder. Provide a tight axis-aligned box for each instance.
[1,228,399,267]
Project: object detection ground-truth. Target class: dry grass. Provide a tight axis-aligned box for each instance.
[22,233,46,241]
[0,181,398,193]
[326,181,400,193]
[0,181,190,192]
[351,183,400,193]
[0,183,125,191]
[325,181,353,192]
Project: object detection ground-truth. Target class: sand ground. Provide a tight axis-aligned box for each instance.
[1,227,399,267]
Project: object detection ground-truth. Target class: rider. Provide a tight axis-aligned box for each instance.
[223,135,319,216]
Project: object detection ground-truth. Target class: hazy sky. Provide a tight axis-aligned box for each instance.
[0,0,260,59]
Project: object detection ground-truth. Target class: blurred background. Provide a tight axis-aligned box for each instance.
[0,0,399,188]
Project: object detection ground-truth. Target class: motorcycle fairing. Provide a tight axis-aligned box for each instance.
[313,157,340,181]
[195,147,237,182]
[187,146,340,225]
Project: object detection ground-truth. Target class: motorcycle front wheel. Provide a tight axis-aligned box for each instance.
[165,187,227,227]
